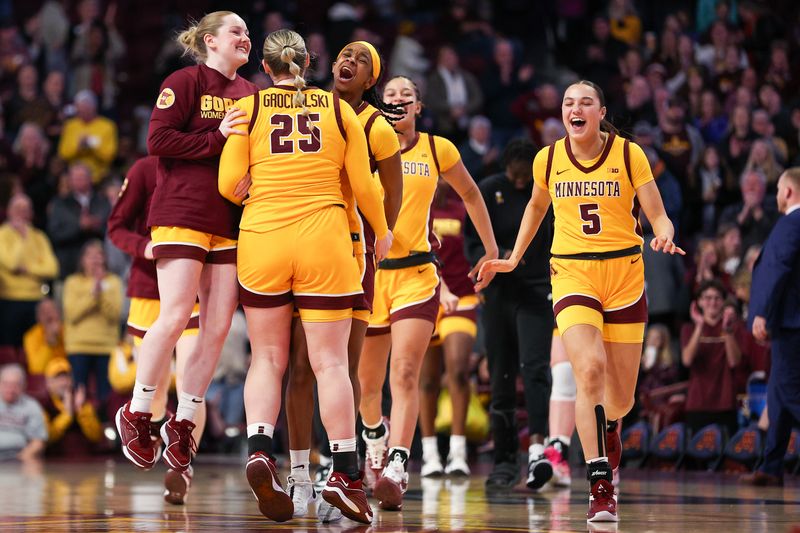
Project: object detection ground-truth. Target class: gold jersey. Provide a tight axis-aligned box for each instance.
[533,133,653,256]
[389,132,460,259]
[218,85,387,240]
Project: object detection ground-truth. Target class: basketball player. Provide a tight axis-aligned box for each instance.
[478,80,684,522]
[218,29,391,524]
[115,12,257,477]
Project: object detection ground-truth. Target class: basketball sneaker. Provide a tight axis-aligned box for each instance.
[526,453,553,490]
[322,472,373,524]
[544,440,571,487]
[313,455,332,491]
[287,475,316,518]
[421,454,444,477]
[246,452,293,522]
[362,426,388,490]
[587,479,618,522]
[164,465,192,505]
[444,453,470,476]
[115,402,157,470]
[373,453,408,511]
[160,416,196,472]
[316,497,343,523]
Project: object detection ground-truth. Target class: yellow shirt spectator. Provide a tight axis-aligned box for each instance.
[57,90,118,183]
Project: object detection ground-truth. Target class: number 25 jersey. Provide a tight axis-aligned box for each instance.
[533,133,654,256]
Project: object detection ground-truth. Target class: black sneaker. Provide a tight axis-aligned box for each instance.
[526,454,553,490]
[485,461,520,491]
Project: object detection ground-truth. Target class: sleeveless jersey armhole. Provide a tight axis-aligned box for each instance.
[364,110,381,172]
[428,133,441,176]
[333,93,347,141]
[544,142,555,188]
[247,93,259,133]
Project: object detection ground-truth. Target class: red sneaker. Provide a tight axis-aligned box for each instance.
[373,454,408,511]
[322,472,373,524]
[164,465,193,505]
[115,403,157,470]
[606,424,622,471]
[160,416,197,472]
[587,479,618,522]
[246,452,293,522]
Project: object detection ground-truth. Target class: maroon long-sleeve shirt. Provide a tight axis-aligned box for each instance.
[146,64,257,238]
[432,189,473,298]
[107,156,159,299]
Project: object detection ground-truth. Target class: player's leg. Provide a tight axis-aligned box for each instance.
[546,332,576,487]
[419,341,444,477]
[441,325,475,476]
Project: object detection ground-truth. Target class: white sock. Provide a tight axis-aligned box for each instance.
[290,449,311,481]
[548,435,571,447]
[449,434,467,458]
[130,380,156,413]
[330,437,357,453]
[422,436,439,460]
[587,456,609,465]
[175,391,203,422]
[529,442,545,461]
[247,423,275,438]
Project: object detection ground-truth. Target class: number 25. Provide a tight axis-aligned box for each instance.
[270,113,321,154]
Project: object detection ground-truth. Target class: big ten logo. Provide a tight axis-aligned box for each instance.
[733,430,757,454]
[200,95,236,119]
[432,218,461,238]
[607,167,620,174]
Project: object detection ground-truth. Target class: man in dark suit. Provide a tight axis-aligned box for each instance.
[742,168,800,486]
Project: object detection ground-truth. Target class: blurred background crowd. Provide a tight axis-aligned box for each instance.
[0,0,798,469]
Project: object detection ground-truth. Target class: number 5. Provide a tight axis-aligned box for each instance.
[579,203,601,235]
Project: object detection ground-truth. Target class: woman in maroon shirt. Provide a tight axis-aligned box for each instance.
[115,11,257,475]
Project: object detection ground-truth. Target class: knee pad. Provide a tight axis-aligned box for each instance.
[550,361,576,401]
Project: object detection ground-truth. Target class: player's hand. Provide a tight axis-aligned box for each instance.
[650,234,685,255]
[375,230,393,262]
[474,258,516,291]
[234,172,252,200]
[752,315,768,342]
[143,240,155,260]
[219,107,248,138]
[440,287,459,314]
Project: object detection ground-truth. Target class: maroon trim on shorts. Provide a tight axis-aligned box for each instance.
[295,293,363,310]
[553,294,603,317]
[239,286,293,308]
[603,293,648,324]
[186,315,200,329]
[126,324,147,338]
[565,132,616,174]
[366,325,390,337]
[333,94,346,141]
[355,253,376,311]
[152,244,207,262]
[206,247,237,264]
[390,283,441,325]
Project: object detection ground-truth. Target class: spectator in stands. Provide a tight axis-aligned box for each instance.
[41,70,67,143]
[0,193,59,349]
[695,89,729,145]
[0,363,47,461]
[681,279,743,437]
[304,32,332,88]
[719,169,779,254]
[458,115,499,183]
[539,117,566,147]
[608,0,642,47]
[744,139,784,190]
[751,108,788,165]
[12,122,53,228]
[758,84,793,143]
[23,298,65,376]
[480,38,532,147]
[642,146,682,233]
[39,357,102,457]
[426,44,483,143]
[5,64,46,136]
[654,96,705,187]
[721,105,756,178]
[46,162,110,277]
[696,145,734,235]
[637,324,681,428]
[62,239,121,406]
[622,75,657,128]
[686,238,730,295]
[580,16,624,91]
[512,83,561,148]
[717,223,742,275]
[57,90,118,183]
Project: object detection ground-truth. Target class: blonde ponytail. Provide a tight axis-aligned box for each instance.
[176,11,234,64]
[280,45,309,119]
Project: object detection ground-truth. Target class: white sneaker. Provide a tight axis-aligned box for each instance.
[287,476,316,518]
[362,428,388,490]
[421,455,444,477]
[313,456,332,491]
[316,497,343,523]
[444,454,470,476]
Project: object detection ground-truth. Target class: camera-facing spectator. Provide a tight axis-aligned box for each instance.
[480,38,532,147]
[751,108,788,165]
[41,70,68,143]
[681,280,744,437]
[695,89,729,145]
[717,223,742,275]
[511,82,561,147]
[695,145,735,235]
[458,115,500,182]
[721,104,757,178]
[719,169,779,253]
[47,162,111,277]
[0,193,59,349]
[685,238,731,295]
[0,363,47,461]
[38,357,103,457]
[23,298,66,376]
[654,96,705,188]
[62,240,121,406]
[57,90,118,183]
[426,44,483,143]
[5,64,48,136]
[744,138,784,190]
[12,122,53,228]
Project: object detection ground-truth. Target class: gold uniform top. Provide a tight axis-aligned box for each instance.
[390,132,460,259]
[533,133,653,256]
[340,101,401,254]
[218,85,388,240]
